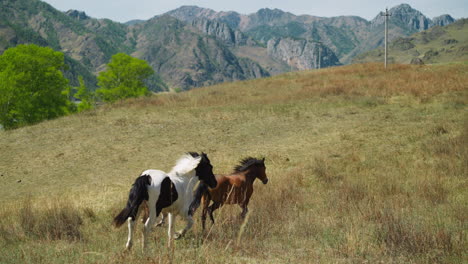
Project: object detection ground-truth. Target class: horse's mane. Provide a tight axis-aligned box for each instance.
[169,152,202,176]
[233,157,265,173]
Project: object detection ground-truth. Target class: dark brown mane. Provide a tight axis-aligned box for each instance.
[233,157,265,173]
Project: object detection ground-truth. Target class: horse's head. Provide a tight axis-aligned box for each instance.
[257,157,268,184]
[235,157,268,184]
[194,152,217,188]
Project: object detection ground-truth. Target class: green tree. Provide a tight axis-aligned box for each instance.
[74,76,95,112]
[0,44,71,129]
[96,53,154,102]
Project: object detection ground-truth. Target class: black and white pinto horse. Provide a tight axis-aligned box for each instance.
[113,152,217,250]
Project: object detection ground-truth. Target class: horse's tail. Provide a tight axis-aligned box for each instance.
[188,182,210,216]
[113,175,151,228]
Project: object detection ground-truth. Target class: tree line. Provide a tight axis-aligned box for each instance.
[0,44,155,130]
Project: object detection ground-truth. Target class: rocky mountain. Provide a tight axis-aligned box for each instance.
[432,15,456,27]
[371,4,432,32]
[167,6,368,62]
[166,4,457,65]
[353,19,468,65]
[267,38,341,70]
[0,0,137,89]
[0,1,459,91]
[189,18,256,47]
[172,9,344,71]
[0,0,270,90]
[130,15,269,88]
[65,10,90,21]
[124,19,145,26]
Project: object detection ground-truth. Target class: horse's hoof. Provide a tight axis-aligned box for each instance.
[174,232,183,240]
[125,242,133,250]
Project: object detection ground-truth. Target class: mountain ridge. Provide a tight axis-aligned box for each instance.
[0,1,460,91]
[165,4,459,64]
[352,18,468,65]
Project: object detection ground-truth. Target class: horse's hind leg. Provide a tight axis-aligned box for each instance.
[142,204,156,250]
[174,214,193,239]
[208,202,221,224]
[141,202,165,227]
[126,217,135,250]
[167,213,175,248]
[156,213,165,227]
[140,201,149,224]
[126,205,142,250]
[201,198,210,230]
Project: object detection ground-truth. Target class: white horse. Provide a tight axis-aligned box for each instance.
[113,152,217,250]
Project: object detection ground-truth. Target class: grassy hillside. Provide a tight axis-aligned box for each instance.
[353,19,468,65]
[0,63,467,263]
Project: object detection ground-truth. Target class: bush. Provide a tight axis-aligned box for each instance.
[19,200,83,241]
[96,53,154,103]
[0,44,71,129]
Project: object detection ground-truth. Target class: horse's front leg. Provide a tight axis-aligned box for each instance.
[201,199,209,231]
[240,205,249,219]
[240,196,251,219]
[174,214,193,240]
[208,202,221,224]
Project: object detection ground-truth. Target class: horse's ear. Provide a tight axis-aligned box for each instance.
[188,152,200,158]
[262,157,265,162]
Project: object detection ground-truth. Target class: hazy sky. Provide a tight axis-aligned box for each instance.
[41,0,467,23]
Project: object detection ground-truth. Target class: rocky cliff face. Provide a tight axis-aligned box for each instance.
[167,4,456,66]
[371,4,432,32]
[190,18,256,46]
[267,38,341,70]
[165,5,244,30]
[165,5,220,23]
[65,10,90,21]
[132,16,269,89]
[432,15,456,27]
[370,4,456,32]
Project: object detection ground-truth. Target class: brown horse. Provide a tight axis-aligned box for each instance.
[189,157,268,230]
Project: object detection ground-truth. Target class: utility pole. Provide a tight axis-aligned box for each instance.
[381,8,391,68]
[318,42,321,69]
[314,41,322,69]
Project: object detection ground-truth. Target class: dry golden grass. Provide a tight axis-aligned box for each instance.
[0,63,467,263]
